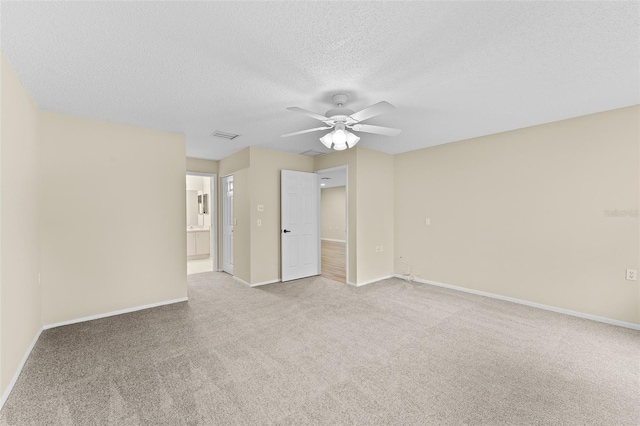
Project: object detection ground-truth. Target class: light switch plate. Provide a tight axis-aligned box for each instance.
[257,205,264,212]
[257,219,262,227]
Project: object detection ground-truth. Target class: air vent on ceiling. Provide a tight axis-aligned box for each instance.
[210,130,240,140]
[321,177,331,180]
[300,150,325,156]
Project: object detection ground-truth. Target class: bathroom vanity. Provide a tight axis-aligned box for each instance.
[187,228,210,259]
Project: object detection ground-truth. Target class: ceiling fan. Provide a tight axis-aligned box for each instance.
[281,93,401,151]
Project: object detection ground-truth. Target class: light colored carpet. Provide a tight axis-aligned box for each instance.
[2,272,639,425]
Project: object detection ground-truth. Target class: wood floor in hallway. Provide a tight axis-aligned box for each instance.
[321,239,346,283]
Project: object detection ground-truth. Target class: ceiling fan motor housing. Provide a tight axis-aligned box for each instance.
[325,108,355,123]
[326,93,356,123]
[331,93,349,106]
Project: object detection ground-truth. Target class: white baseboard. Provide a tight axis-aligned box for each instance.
[43,297,189,330]
[250,279,281,288]
[1,327,42,410]
[233,276,251,286]
[347,275,394,287]
[321,238,346,243]
[397,275,640,331]
[187,254,209,261]
[1,297,189,410]
[233,277,281,287]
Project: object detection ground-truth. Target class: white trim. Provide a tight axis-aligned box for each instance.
[221,174,234,275]
[250,279,281,288]
[43,297,189,330]
[347,275,394,287]
[399,276,640,331]
[321,238,346,243]
[1,327,42,410]
[233,276,251,287]
[233,277,281,288]
[1,297,190,410]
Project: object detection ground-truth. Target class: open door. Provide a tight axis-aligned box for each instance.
[281,170,320,282]
[222,175,234,275]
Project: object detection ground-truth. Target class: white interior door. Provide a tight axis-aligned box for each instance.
[222,175,234,274]
[281,170,320,282]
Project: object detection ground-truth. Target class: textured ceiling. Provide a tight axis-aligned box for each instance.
[1,2,638,160]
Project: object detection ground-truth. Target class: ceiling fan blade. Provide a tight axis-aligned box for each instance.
[353,124,401,137]
[349,101,395,122]
[281,126,333,138]
[286,107,329,122]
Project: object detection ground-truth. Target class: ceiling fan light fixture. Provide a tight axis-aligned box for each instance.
[333,141,348,151]
[346,131,360,147]
[320,128,360,151]
[332,129,347,145]
[319,132,334,148]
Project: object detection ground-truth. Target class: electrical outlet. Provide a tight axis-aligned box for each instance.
[626,269,637,281]
[257,205,264,212]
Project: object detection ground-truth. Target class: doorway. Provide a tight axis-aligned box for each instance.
[186,173,216,275]
[221,175,234,275]
[316,166,347,284]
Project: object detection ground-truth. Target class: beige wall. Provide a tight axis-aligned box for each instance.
[356,148,395,284]
[395,106,640,325]
[186,157,218,175]
[232,168,251,283]
[39,112,187,325]
[219,148,250,178]
[321,186,346,241]
[249,147,314,284]
[0,52,42,397]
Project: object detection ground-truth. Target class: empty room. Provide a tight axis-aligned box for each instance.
[0,1,638,425]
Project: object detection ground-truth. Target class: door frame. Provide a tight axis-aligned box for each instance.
[185,172,218,271]
[221,174,234,275]
[315,165,349,284]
